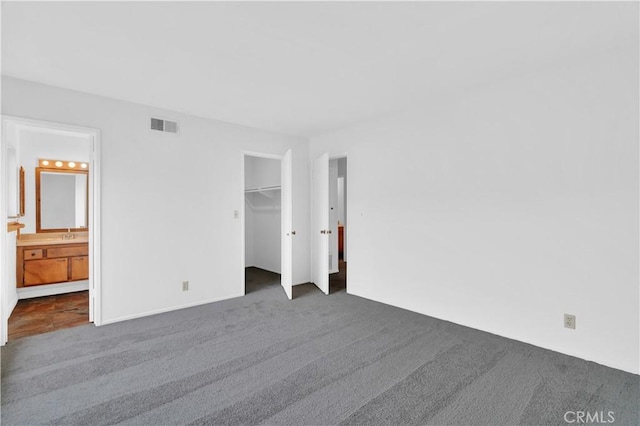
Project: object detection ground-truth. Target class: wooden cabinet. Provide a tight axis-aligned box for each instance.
[24,249,44,260]
[24,258,68,286]
[70,256,89,281]
[17,242,89,287]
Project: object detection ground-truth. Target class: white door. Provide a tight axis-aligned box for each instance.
[89,139,95,322]
[280,149,293,299]
[329,161,339,273]
[313,153,330,294]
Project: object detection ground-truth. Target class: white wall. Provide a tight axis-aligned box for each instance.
[3,130,19,335]
[244,199,255,268]
[249,191,281,273]
[309,48,639,374]
[2,76,310,324]
[245,156,281,273]
[337,178,344,225]
[4,231,18,318]
[17,129,89,233]
[245,156,280,190]
[75,174,87,226]
[6,146,18,218]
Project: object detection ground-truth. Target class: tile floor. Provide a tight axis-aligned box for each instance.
[8,291,89,340]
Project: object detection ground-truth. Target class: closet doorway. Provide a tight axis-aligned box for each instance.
[242,151,293,299]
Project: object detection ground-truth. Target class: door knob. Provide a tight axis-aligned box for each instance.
[291,231,296,235]
[320,230,326,234]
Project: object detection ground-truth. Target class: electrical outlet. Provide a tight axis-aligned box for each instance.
[564,313,576,330]
[182,281,189,291]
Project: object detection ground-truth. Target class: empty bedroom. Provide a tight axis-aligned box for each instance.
[1,1,638,425]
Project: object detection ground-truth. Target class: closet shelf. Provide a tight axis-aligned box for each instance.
[245,185,281,211]
[244,185,281,193]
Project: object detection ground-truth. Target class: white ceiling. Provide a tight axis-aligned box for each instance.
[2,2,637,137]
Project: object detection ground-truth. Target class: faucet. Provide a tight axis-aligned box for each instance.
[63,229,76,240]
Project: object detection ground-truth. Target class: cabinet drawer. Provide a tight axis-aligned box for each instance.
[24,249,44,260]
[47,245,88,258]
[24,258,68,286]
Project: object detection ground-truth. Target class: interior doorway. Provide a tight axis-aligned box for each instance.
[330,157,347,294]
[1,116,101,344]
[312,153,347,295]
[242,150,293,299]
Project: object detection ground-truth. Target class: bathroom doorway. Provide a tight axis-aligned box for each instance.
[242,150,293,299]
[330,157,347,294]
[311,153,347,295]
[1,116,101,343]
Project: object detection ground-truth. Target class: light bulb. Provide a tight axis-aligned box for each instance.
[68,162,76,168]
[81,163,88,169]
[42,160,49,166]
[55,161,63,167]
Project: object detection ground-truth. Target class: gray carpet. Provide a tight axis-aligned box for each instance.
[1,267,638,425]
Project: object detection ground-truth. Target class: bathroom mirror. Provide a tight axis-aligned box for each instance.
[36,167,88,232]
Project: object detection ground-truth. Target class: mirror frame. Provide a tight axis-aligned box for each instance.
[35,167,89,233]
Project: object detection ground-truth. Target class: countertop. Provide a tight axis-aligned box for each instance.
[17,233,89,247]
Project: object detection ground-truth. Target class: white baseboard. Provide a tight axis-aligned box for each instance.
[18,280,89,299]
[100,293,245,326]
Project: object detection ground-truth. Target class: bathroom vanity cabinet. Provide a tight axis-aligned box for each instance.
[17,241,89,287]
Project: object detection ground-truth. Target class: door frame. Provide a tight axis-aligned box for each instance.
[240,150,292,298]
[0,116,102,344]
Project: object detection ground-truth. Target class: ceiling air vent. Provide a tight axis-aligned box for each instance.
[150,117,179,134]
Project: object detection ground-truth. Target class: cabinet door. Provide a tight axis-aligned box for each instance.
[70,256,89,281]
[24,258,68,286]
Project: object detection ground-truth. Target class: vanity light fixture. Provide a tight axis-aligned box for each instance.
[38,159,89,171]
